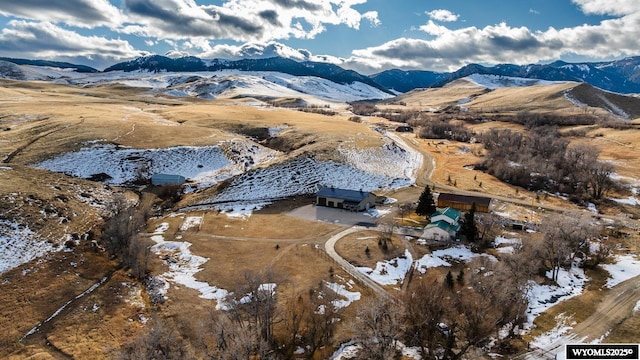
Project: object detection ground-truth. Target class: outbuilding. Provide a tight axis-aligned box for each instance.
[315,187,377,212]
[436,193,491,213]
[151,173,186,186]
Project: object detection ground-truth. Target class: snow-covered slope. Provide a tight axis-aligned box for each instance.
[33,132,422,215]
[462,73,567,89]
[34,139,278,190]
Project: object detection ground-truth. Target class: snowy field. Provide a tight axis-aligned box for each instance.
[209,155,414,214]
[465,74,565,89]
[601,254,640,288]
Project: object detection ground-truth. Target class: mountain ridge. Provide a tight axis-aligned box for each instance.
[2,55,640,95]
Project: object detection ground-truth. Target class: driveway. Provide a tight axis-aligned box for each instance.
[286,204,382,227]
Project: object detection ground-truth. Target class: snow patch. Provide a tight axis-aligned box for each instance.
[414,245,497,274]
[149,222,230,309]
[601,254,640,288]
[0,220,56,274]
[34,139,278,190]
[356,249,413,285]
[325,281,361,309]
[525,266,587,329]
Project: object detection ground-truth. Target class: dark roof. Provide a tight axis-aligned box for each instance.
[437,193,491,207]
[316,187,371,202]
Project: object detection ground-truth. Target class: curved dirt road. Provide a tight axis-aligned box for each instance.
[519,274,640,359]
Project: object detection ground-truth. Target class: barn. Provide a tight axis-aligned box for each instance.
[436,193,491,213]
[151,173,186,186]
[315,187,377,212]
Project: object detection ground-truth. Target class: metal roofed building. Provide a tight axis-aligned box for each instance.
[151,173,186,186]
[421,207,461,241]
[315,187,377,212]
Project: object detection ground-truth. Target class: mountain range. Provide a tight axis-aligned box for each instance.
[2,55,640,95]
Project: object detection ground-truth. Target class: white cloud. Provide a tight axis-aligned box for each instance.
[0,20,144,68]
[118,0,380,43]
[0,0,123,28]
[426,9,459,22]
[347,9,640,72]
[572,0,640,16]
[362,11,381,27]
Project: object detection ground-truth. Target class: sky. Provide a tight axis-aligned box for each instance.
[0,0,638,73]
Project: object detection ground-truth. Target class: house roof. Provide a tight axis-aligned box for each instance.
[425,220,460,233]
[431,207,460,221]
[437,193,491,207]
[316,187,371,202]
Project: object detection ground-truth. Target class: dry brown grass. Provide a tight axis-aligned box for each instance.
[334,230,405,268]
[411,137,578,219]
[0,79,386,166]
[0,242,130,359]
[0,165,130,241]
[606,314,640,343]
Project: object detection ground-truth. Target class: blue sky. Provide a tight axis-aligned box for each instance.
[0,0,637,72]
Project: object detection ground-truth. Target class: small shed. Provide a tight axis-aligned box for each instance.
[316,187,377,212]
[436,193,491,213]
[395,126,414,133]
[151,173,186,186]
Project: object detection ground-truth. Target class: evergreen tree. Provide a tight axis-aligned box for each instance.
[445,271,454,289]
[416,186,436,217]
[460,202,478,243]
[457,269,465,286]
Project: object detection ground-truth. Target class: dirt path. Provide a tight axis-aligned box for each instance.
[518,274,640,359]
[18,269,117,359]
[3,118,84,163]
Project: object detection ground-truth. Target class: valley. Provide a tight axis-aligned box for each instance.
[1,62,640,360]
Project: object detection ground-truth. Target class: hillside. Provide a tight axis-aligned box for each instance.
[382,75,640,119]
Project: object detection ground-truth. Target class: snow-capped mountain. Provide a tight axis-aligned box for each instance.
[104,55,392,95]
[2,55,640,95]
[373,57,640,94]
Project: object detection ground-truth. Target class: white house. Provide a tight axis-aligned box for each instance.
[421,207,461,241]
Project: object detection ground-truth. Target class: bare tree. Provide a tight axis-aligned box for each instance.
[227,270,280,354]
[352,298,403,360]
[587,161,614,200]
[398,202,414,222]
[116,316,194,360]
[403,279,449,360]
[539,214,600,282]
[102,193,156,280]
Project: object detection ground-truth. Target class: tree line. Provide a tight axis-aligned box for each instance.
[478,127,615,201]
